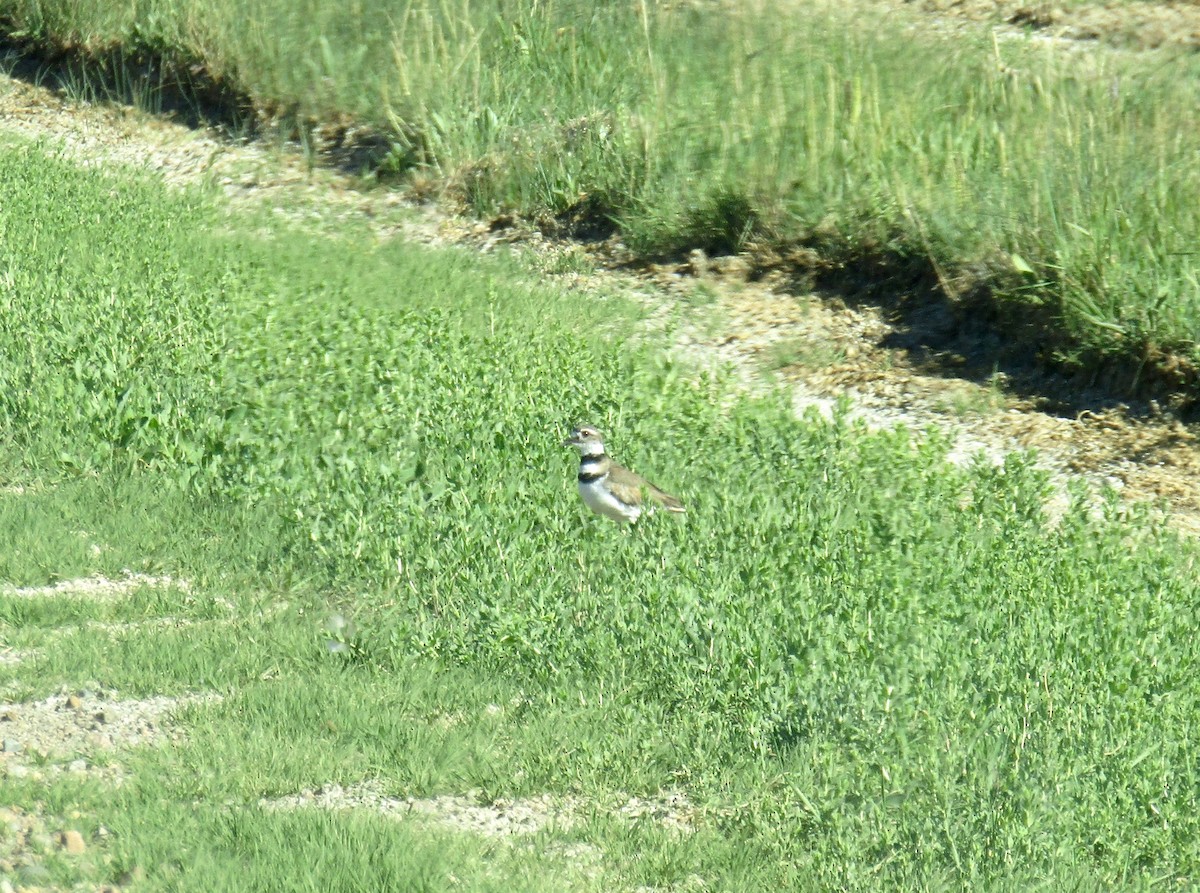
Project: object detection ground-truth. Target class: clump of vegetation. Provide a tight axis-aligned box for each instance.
[1,139,1198,888]
[1,0,1198,390]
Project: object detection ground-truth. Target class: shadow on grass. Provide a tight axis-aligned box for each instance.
[805,250,1200,421]
[0,31,410,178]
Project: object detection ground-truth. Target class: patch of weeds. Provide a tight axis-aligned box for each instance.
[932,378,1009,417]
[681,189,759,257]
[1,136,1199,888]
[764,336,845,371]
[681,280,719,308]
[531,244,597,277]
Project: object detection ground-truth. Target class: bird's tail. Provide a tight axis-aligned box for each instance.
[648,485,686,513]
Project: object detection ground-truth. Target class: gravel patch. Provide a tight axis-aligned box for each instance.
[0,688,220,784]
[0,802,116,890]
[902,0,1200,50]
[262,782,696,837]
[1,572,189,600]
[615,791,695,834]
[264,782,573,837]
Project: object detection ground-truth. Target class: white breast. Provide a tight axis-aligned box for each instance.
[579,477,641,524]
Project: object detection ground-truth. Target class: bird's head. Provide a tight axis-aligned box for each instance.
[563,425,606,456]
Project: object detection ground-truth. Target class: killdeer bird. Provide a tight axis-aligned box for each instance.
[563,425,685,524]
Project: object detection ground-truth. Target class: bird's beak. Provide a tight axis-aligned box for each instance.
[562,436,576,447]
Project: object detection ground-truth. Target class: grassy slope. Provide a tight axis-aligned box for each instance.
[1,0,1198,384]
[1,133,1199,889]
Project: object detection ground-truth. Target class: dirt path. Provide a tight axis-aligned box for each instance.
[2,4,1199,534]
[898,0,1200,50]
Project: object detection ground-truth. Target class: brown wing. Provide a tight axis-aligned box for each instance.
[607,464,685,513]
[604,464,647,508]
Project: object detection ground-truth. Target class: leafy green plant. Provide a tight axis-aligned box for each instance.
[1,135,1199,889]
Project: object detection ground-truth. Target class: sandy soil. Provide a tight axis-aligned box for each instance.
[903,0,1200,50]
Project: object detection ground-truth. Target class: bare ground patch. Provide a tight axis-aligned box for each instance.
[0,686,204,889]
[901,0,1200,50]
[1,572,189,601]
[0,801,126,891]
[264,783,575,836]
[0,646,25,667]
[262,780,695,837]
[0,689,221,784]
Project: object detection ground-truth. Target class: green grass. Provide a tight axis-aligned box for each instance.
[1,0,1199,384]
[1,134,1199,888]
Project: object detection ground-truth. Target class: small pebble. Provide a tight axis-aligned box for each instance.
[2,739,20,753]
[93,711,108,725]
[66,694,83,710]
[60,829,86,855]
[68,758,88,773]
